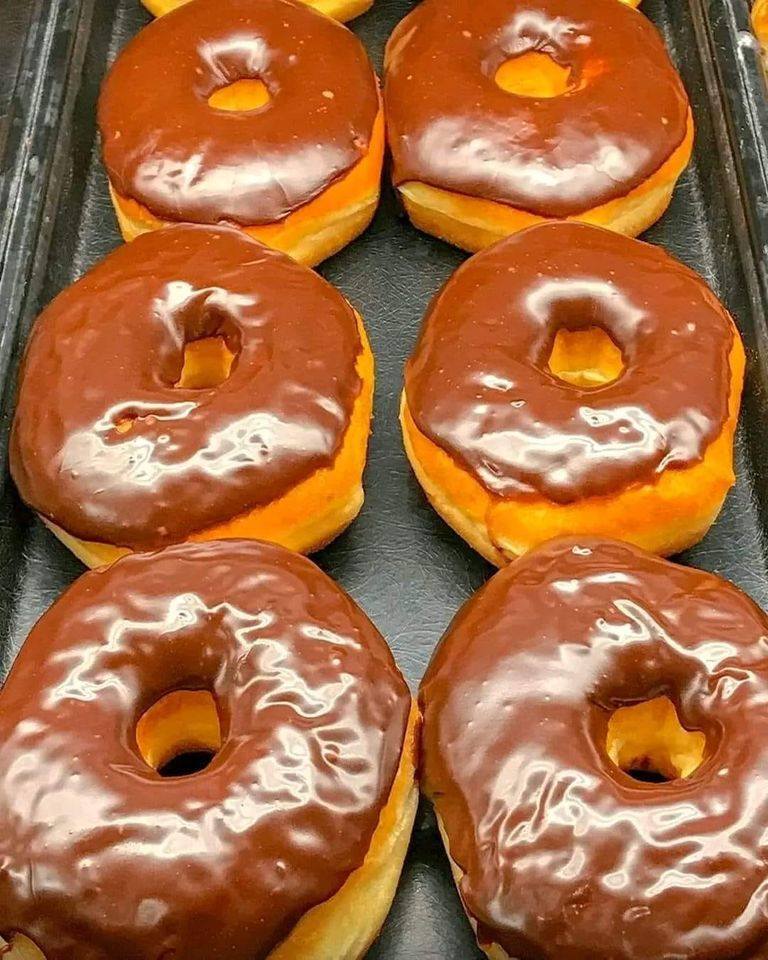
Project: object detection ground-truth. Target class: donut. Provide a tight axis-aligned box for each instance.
[142,0,374,22]
[384,0,693,251]
[420,535,768,960]
[401,222,745,565]
[98,0,383,267]
[10,224,373,569]
[0,539,418,960]
[753,0,768,66]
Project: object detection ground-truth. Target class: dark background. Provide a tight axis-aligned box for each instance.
[2,0,768,956]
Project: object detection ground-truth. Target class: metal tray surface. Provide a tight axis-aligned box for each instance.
[2,0,768,956]
[694,0,768,325]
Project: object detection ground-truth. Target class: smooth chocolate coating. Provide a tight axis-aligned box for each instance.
[10,225,363,549]
[98,0,379,225]
[421,536,768,959]
[385,0,690,216]
[0,539,411,960]
[405,223,737,503]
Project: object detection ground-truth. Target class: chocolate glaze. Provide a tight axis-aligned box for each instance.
[420,536,768,959]
[10,224,363,549]
[405,222,738,503]
[98,0,379,225]
[384,0,690,217]
[0,539,411,960]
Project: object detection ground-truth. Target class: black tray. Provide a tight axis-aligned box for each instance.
[2,0,768,956]
[695,0,768,311]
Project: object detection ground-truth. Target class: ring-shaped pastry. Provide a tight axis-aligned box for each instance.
[752,0,768,67]
[421,536,768,960]
[11,225,373,567]
[142,0,375,22]
[384,0,693,250]
[99,0,383,266]
[402,223,745,564]
[0,539,418,960]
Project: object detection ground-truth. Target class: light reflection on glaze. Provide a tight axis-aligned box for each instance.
[0,540,410,960]
[10,225,362,549]
[384,0,690,216]
[405,222,735,502]
[97,0,379,226]
[420,537,768,960]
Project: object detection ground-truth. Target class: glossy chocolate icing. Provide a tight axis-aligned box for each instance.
[0,539,411,960]
[405,222,737,503]
[98,0,379,225]
[384,0,690,216]
[10,224,363,549]
[421,536,768,959]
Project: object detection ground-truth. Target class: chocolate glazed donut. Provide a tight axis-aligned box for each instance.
[99,0,379,226]
[753,0,768,67]
[143,0,376,24]
[402,222,744,562]
[0,540,417,960]
[420,536,768,960]
[10,224,372,564]
[407,224,734,501]
[384,0,693,248]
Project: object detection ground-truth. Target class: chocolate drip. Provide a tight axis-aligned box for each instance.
[0,539,410,959]
[405,223,736,502]
[385,0,690,216]
[421,537,768,959]
[99,0,379,225]
[11,225,363,548]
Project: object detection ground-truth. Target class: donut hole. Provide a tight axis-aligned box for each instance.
[0,935,46,960]
[547,326,625,388]
[114,417,136,434]
[176,336,235,389]
[495,51,572,99]
[136,690,222,779]
[158,750,216,778]
[606,696,707,783]
[208,79,271,113]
